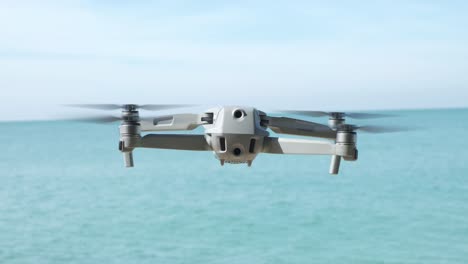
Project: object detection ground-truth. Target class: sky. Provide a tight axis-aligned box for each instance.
[1,0,467,120]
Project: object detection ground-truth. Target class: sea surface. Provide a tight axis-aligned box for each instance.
[1,109,467,264]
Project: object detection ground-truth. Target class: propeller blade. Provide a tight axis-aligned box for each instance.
[355,125,412,133]
[64,104,196,111]
[280,110,330,117]
[138,104,197,111]
[65,104,123,110]
[279,110,395,119]
[59,115,122,123]
[345,113,396,119]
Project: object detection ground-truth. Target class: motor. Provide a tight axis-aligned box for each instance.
[118,106,141,167]
[330,126,358,175]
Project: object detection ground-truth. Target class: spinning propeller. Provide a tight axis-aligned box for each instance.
[62,104,195,123]
[277,110,408,133]
[332,124,411,133]
[279,110,395,119]
[66,104,194,111]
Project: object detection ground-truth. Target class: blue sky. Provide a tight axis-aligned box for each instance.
[1,0,467,120]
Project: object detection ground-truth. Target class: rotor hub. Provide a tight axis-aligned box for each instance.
[329,112,345,119]
[123,104,138,111]
[328,117,345,130]
[121,110,140,123]
[337,124,357,132]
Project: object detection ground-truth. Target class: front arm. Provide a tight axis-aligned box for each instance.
[140,114,207,132]
[262,137,355,157]
[262,137,358,175]
[138,134,211,151]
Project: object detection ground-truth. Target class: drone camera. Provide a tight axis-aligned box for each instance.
[233,148,242,156]
[233,109,244,119]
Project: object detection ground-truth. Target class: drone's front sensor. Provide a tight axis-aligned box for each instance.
[233,109,244,119]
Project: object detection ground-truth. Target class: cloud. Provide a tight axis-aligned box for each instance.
[0,0,467,120]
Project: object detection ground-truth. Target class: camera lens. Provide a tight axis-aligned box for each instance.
[233,148,242,156]
[233,110,243,119]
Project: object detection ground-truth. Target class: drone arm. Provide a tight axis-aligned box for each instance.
[265,116,336,140]
[138,134,211,151]
[262,137,357,175]
[140,114,205,132]
[262,137,337,155]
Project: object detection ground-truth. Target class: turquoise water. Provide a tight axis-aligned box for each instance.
[1,109,467,263]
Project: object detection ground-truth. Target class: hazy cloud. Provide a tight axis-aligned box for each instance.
[1,0,467,120]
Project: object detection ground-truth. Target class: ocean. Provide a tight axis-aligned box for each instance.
[1,108,467,263]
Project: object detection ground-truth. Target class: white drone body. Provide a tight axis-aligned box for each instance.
[116,105,359,174]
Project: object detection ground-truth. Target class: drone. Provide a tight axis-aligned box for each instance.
[66,104,403,174]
